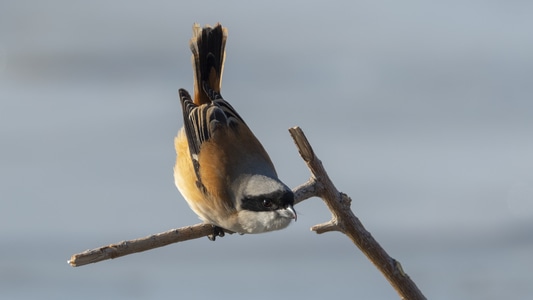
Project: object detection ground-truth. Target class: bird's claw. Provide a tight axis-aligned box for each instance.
[207,225,225,241]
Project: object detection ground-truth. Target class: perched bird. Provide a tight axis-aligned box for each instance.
[174,23,296,238]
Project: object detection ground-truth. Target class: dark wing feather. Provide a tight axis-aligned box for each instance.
[178,87,245,186]
[201,81,244,125]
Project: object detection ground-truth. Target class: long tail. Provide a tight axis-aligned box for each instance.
[190,23,227,106]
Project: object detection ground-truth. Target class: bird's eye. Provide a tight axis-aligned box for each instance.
[262,199,272,208]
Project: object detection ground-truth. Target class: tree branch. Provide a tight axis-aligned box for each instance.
[288,126,426,300]
[67,126,425,300]
[68,224,217,267]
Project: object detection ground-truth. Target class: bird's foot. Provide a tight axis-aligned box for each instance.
[207,225,225,241]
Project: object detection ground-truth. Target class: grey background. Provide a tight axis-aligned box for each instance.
[2,1,532,299]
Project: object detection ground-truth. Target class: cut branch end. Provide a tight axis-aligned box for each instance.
[311,220,341,234]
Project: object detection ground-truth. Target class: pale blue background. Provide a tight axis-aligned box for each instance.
[2,1,532,299]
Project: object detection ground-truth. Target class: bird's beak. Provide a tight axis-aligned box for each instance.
[286,204,297,221]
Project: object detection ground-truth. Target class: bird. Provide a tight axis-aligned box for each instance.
[174,23,296,239]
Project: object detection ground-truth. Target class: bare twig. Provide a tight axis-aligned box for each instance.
[68,126,425,300]
[288,126,426,300]
[68,223,217,266]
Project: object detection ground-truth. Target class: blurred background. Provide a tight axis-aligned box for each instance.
[1,1,532,299]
